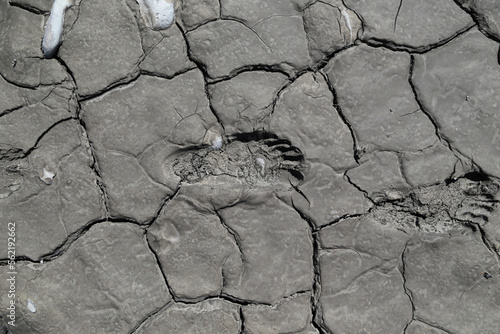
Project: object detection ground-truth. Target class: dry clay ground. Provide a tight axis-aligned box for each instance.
[1,0,500,333]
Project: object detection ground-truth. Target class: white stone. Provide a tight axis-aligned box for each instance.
[211,135,223,150]
[27,299,37,313]
[40,167,56,185]
[42,0,75,58]
[136,0,177,30]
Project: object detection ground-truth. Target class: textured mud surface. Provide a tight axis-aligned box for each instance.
[172,132,309,186]
[1,0,500,333]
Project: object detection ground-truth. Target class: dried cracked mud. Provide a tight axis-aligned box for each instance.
[1,0,500,333]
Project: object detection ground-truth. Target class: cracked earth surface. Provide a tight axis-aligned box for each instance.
[1,0,500,333]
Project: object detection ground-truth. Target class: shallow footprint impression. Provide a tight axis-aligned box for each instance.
[372,172,500,235]
[171,131,310,188]
[136,0,179,30]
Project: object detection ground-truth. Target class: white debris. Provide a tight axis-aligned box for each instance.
[255,157,266,176]
[40,167,56,185]
[27,299,37,313]
[203,130,224,150]
[341,8,353,43]
[42,0,75,58]
[385,189,404,201]
[211,135,223,150]
[136,0,176,30]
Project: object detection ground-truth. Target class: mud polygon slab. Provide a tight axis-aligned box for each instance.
[0,80,76,153]
[346,151,409,200]
[406,321,448,334]
[269,72,356,171]
[139,25,196,78]
[0,103,70,153]
[59,0,143,97]
[0,75,24,114]
[457,0,500,40]
[0,121,105,260]
[186,20,279,79]
[96,150,171,222]
[303,0,361,62]
[344,0,473,50]
[320,216,411,262]
[186,5,311,79]
[219,196,314,304]
[320,267,412,333]
[318,214,413,333]
[0,222,170,334]
[324,45,436,153]
[0,5,68,87]
[82,70,216,155]
[9,0,53,12]
[220,0,314,26]
[179,0,219,30]
[404,232,500,333]
[208,71,289,134]
[292,163,372,227]
[147,196,241,300]
[242,294,313,333]
[251,15,311,71]
[135,299,241,334]
[412,28,500,178]
[401,141,459,187]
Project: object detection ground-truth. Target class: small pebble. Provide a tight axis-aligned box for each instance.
[27,299,37,313]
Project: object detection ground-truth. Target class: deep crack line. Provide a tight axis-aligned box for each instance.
[415,318,454,334]
[285,192,329,333]
[393,0,404,33]
[39,218,139,263]
[310,236,329,334]
[319,70,361,164]
[363,23,476,54]
[452,0,500,44]
[238,306,245,334]
[214,209,246,281]
[400,241,416,334]
[77,113,110,216]
[143,230,179,302]
[24,117,73,157]
[407,55,467,166]
[222,17,274,54]
[147,185,181,227]
[176,20,226,130]
[76,73,142,103]
[128,301,173,334]
[8,1,48,15]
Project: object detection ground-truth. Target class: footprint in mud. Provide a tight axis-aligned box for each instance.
[171,131,309,187]
[454,174,499,225]
[373,172,499,234]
